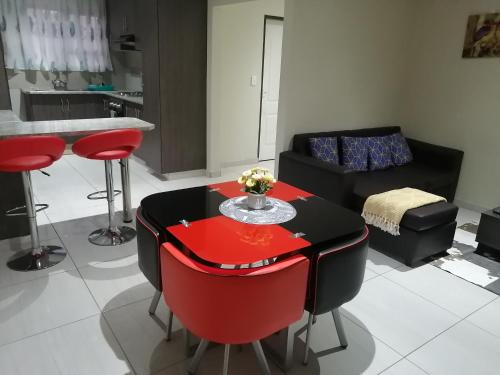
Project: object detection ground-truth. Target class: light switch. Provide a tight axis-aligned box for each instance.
[250,75,258,87]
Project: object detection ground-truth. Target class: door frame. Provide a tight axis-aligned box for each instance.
[257,15,284,161]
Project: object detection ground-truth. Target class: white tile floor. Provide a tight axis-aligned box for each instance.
[0,155,499,374]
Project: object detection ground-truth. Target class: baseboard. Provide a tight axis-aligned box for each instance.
[163,169,207,180]
[454,199,488,213]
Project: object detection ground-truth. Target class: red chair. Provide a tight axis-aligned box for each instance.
[160,243,310,375]
[0,136,66,271]
[72,129,143,246]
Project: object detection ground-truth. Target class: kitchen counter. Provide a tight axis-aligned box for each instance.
[0,110,21,123]
[0,116,154,138]
[22,89,144,106]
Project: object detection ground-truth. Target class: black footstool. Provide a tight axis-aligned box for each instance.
[368,201,458,267]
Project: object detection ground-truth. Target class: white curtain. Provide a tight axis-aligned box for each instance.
[0,0,112,72]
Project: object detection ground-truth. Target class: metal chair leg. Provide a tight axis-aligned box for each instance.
[120,157,133,223]
[166,311,174,341]
[149,290,161,315]
[252,341,271,375]
[88,160,136,246]
[188,339,209,374]
[332,308,348,348]
[223,344,231,375]
[7,171,66,271]
[303,313,314,365]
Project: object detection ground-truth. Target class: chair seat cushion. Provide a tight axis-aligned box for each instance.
[88,149,132,160]
[401,201,458,232]
[352,162,455,211]
[0,155,53,172]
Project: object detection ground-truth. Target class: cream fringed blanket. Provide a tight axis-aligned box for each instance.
[362,188,446,236]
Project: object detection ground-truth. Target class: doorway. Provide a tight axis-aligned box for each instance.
[258,16,284,161]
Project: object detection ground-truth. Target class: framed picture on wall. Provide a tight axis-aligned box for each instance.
[462,13,500,58]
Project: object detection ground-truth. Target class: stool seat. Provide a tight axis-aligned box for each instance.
[0,136,66,172]
[72,129,143,161]
[0,155,53,172]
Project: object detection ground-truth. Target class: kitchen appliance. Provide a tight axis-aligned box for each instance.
[116,91,143,98]
[52,79,67,91]
[108,100,124,117]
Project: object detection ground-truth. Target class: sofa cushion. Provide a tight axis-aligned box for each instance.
[352,162,456,211]
[309,137,339,165]
[401,202,458,232]
[341,136,369,171]
[389,133,413,166]
[366,136,394,170]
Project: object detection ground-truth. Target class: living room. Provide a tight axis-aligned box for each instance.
[0,0,499,374]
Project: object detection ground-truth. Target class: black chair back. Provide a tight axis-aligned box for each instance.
[136,206,163,291]
[307,226,369,315]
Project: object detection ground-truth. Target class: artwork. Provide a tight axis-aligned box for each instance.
[462,13,500,58]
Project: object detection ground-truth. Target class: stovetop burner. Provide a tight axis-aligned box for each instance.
[117,91,143,97]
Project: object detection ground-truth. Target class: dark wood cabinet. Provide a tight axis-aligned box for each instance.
[133,0,207,174]
[125,101,143,119]
[107,0,137,50]
[0,37,11,110]
[24,93,106,121]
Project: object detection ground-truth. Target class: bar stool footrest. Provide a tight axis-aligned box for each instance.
[87,190,121,200]
[5,204,49,217]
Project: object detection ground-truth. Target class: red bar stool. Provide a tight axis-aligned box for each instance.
[72,129,143,246]
[0,135,66,271]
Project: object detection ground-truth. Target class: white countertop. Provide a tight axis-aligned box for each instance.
[0,110,21,123]
[0,112,154,138]
[22,89,144,106]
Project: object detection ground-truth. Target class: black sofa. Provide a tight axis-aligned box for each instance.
[279,126,464,212]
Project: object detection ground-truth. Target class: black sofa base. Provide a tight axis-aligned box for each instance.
[368,221,457,267]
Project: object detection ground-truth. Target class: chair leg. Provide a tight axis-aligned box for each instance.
[223,344,231,375]
[149,290,161,315]
[188,339,209,374]
[166,311,174,342]
[332,308,348,348]
[88,160,136,246]
[303,313,314,365]
[7,171,66,271]
[252,341,271,375]
[284,326,294,371]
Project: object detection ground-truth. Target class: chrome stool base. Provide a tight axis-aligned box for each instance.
[89,226,136,246]
[7,245,66,272]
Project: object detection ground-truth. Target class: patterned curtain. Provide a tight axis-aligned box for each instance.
[0,0,112,72]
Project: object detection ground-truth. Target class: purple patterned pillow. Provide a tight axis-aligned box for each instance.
[309,137,339,165]
[389,133,413,166]
[341,137,368,171]
[366,136,394,171]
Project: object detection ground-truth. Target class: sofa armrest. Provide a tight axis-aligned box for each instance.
[406,138,464,201]
[278,151,356,207]
[406,138,464,172]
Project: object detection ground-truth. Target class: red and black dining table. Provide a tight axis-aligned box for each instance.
[140,180,365,267]
[138,180,365,369]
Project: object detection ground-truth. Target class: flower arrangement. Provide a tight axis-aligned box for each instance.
[237,167,276,195]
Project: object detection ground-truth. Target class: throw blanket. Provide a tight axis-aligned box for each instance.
[362,188,446,236]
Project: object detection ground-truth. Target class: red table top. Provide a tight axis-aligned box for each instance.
[208,181,314,202]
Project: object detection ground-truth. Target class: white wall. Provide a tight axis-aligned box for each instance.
[401,0,500,210]
[207,0,284,176]
[275,0,418,159]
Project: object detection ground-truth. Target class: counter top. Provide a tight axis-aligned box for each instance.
[22,89,144,106]
[0,110,21,123]
[0,116,154,138]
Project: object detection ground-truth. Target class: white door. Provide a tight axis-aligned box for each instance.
[258,18,283,161]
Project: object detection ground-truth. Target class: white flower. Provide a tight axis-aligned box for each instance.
[237,176,246,184]
[246,179,256,187]
[252,173,263,180]
[242,170,252,177]
[263,173,274,182]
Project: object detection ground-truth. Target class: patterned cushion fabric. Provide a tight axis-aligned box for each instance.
[366,136,394,171]
[389,133,413,166]
[341,136,369,171]
[309,137,339,165]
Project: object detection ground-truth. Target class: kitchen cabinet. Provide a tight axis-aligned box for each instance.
[24,94,107,121]
[0,37,11,110]
[133,0,207,174]
[107,0,138,50]
[125,101,143,119]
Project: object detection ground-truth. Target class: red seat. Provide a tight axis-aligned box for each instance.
[0,136,66,172]
[72,129,143,160]
[160,242,309,374]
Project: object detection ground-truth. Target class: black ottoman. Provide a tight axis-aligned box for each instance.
[368,201,458,267]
